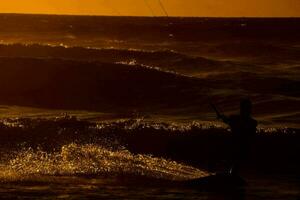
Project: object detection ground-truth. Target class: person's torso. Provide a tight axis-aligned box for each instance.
[229,115,257,142]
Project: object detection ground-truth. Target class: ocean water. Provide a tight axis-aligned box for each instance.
[0,15,299,128]
[0,14,299,199]
[0,118,299,199]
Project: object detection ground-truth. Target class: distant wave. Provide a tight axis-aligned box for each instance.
[0,53,299,115]
[0,43,192,62]
[0,56,207,112]
[0,43,232,76]
[0,43,299,124]
[1,43,298,78]
[213,42,300,60]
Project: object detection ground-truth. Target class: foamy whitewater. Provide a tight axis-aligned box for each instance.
[0,14,299,199]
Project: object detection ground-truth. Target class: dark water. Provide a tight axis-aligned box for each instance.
[0,118,299,199]
[0,176,298,200]
[0,14,299,127]
[0,14,299,199]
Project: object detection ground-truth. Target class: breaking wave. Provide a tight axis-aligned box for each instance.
[0,117,298,182]
[0,143,208,182]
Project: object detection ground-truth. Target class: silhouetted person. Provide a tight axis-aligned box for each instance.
[212,98,257,176]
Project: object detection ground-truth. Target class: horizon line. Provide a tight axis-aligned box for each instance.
[0,12,299,18]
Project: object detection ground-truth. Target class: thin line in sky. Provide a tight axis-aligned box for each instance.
[144,0,156,17]
[158,0,169,17]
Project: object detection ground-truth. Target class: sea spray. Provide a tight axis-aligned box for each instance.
[0,143,209,182]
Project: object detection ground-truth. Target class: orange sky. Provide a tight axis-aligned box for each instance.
[0,0,299,17]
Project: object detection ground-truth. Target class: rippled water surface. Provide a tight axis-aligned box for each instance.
[0,14,299,199]
[0,175,299,199]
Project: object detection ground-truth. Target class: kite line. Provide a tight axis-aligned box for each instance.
[158,0,169,17]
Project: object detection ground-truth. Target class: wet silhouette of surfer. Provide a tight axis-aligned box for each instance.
[211,98,257,176]
[184,99,256,189]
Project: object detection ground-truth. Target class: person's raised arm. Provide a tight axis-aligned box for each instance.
[210,102,230,124]
[219,114,230,124]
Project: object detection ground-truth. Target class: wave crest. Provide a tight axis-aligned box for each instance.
[2,143,208,182]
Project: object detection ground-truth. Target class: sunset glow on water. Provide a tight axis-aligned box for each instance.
[0,1,299,199]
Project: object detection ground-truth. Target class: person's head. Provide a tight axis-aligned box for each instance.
[240,98,252,117]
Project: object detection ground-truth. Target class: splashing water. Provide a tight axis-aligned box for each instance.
[0,143,209,182]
